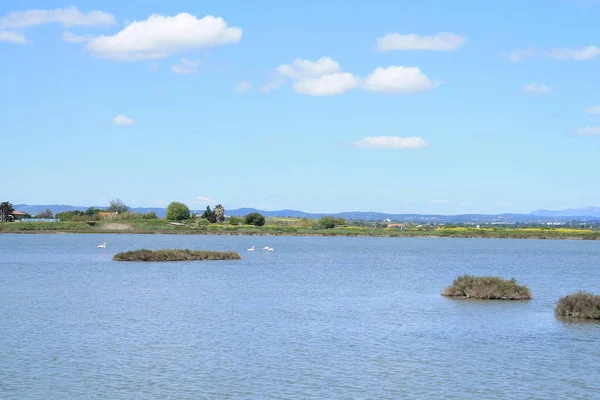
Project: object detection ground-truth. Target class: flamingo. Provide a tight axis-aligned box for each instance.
[97,241,106,249]
[247,245,255,252]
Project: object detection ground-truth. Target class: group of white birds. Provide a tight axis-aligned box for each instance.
[247,245,274,252]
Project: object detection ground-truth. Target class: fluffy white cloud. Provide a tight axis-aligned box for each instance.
[171,58,200,74]
[376,32,466,51]
[263,58,440,96]
[363,66,440,93]
[545,45,600,60]
[113,114,134,125]
[235,81,252,92]
[86,13,242,61]
[0,6,115,29]
[0,30,26,43]
[352,136,429,149]
[574,126,600,135]
[508,45,600,62]
[293,73,360,96]
[584,105,600,115]
[523,83,550,94]
[276,57,341,80]
[61,31,94,43]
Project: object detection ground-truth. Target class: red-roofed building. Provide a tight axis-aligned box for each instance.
[10,210,27,221]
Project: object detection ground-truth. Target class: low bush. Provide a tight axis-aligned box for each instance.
[112,249,241,262]
[555,291,600,319]
[442,274,531,300]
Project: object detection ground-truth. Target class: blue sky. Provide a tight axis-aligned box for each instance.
[2,0,599,214]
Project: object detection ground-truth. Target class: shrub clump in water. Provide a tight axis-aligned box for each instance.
[555,291,600,320]
[113,249,241,262]
[442,274,531,300]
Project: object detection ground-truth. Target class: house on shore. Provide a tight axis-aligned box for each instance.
[387,223,405,230]
[10,210,27,221]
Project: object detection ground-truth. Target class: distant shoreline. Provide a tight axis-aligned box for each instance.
[2,228,599,240]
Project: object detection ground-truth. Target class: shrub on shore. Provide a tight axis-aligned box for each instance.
[442,274,532,300]
[555,291,600,319]
[113,249,241,262]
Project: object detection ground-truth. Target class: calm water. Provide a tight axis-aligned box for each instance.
[1,234,599,399]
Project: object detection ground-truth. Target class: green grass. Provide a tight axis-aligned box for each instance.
[555,291,600,319]
[442,274,532,300]
[2,219,600,240]
[112,249,241,262]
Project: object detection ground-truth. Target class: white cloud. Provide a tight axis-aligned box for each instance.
[61,31,94,43]
[263,58,440,96]
[523,83,550,94]
[352,136,429,149]
[276,57,341,80]
[574,126,600,135]
[235,80,252,92]
[113,114,134,125]
[363,66,441,93]
[376,32,466,51]
[584,105,600,115]
[508,45,600,62]
[507,47,537,62]
[171,58,200,74]
[293,72,360,96]
[196,196,215,203]
[0,30,26,44]
[0,6,115,29]
[85,13,242,61]
[261,57,342,93]
[545,45,600,60]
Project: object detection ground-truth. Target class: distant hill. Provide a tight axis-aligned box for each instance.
[530,206,600,218]
[12,204,600,222]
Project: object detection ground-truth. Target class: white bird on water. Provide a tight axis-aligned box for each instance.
[266,247,274,252]
[247,245,255,252]
[262,246,270,250]
[97,241,106,249]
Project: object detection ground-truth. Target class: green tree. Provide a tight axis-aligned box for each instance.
[166,202,191,221]
[0,201,14,222]
[201,206,216,223]
[228,216,243,225]
[245,212,265,227]
[214,204,225,222]
[85,207,101,216]
[318,216,345,229]
[107,198,129,213]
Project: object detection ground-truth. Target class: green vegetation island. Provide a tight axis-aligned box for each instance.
[442,274,532,300]
[2,200,600,240]
[113,249,241,262]
[555,291,600,320]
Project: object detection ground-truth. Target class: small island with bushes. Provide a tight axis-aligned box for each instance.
[555,291,600,320]
[442,274,532,300]
[113,249,241,262]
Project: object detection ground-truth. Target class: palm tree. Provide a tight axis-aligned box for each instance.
[214,204,225,222]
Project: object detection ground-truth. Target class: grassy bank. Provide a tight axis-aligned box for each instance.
[1,219,600,240]
[113,249,241,262]
[555,291,600,319]
[442,274,532,300]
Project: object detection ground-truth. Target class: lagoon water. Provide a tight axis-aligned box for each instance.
[1,234,599,399]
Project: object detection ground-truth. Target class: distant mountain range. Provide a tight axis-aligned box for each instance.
[529,206,600,218]
[12,204,600,222]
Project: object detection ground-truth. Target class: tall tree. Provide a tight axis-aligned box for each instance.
[214,204,225,222]
[0,201,14,222]
[107,198,129,213]
[201,206,216,223]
